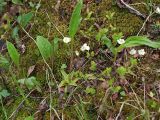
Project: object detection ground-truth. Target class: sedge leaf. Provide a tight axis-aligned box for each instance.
[36,36,53,60]
[7,41,20,67]
[69,0,83,38]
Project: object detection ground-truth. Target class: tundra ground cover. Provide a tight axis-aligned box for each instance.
[0,0,160,119]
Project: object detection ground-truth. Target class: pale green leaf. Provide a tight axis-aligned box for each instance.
[36,36,53,60]
[0,89,10,99]
[85,87,96,95]
[17,12,33,27]
[118,36,160,52]
[7,41,20,67]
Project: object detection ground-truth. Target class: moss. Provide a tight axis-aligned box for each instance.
[0,96,38,120]
[1,0,160,119]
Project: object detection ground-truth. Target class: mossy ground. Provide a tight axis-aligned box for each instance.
[0,0,160,119]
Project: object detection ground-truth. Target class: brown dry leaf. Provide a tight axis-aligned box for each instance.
[27,65,36,77]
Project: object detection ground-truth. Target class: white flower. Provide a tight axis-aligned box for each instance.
[63,37,71,43]
[138,49,146,56]
[80,43,90,52]
[155,7,160,14]
[75,50,79,56]
[129,49,137,55]
[117,38,125,44]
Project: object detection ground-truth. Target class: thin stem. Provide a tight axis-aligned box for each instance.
[137,11,155,36]
[69,37,74,71]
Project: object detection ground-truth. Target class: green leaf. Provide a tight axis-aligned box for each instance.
[17,12,33,27]
[12,27,19,39]
[118,36,160,52]
[130,58,137,67]
[24,116,34,120]
[112,32,123,42]
[18,77,41,91]
[116,66,127,76]
[101,67,112,76]
[85,87,96,95]
[108,78,114,86]
[112,86,121,93]
[36,36,53,60]
[12,0,23,5]
[89,61,97,71]
[51,37,59,52]
[69,0,83,38]
[59,70,78,87]
[0,89,10,99]
[96,28,108,41]
[101,35,116,54]
[6,41,20,67]
[120,91,126,96]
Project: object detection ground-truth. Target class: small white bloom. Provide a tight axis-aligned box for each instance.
[117,38,125,44]
[155,7,160,14]
[138,49,146,56]
[80,43,90,52]
[129,49,137,55]
[63,37,71,43]
[75,50,79,56]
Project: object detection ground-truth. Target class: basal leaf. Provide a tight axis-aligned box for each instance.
[6,41,20,67]
[51,37,59,52]
[0,89,10,99]
[17,12,33,27]
[69,0,83,38]
[118,36,160,52]
[36,36,53,60]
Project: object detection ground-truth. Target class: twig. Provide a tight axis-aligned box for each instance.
[137,12,154,35]
[115,102,125,120]
[118,0,146,19]
[46,11,64,37]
